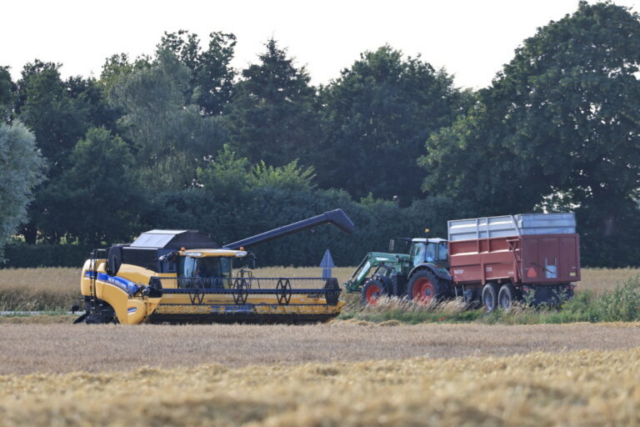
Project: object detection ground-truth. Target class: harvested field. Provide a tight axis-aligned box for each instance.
[1,348,639,426]
[1,322,640,375]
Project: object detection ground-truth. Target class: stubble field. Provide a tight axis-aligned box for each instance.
[1,266,640,425]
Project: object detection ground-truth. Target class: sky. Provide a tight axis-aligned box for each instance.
[2,0,639,90]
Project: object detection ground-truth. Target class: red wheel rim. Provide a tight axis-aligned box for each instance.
[365,284,383,305]
[413,278,434,304]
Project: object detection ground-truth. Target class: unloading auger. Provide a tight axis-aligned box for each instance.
[74,209,354,324]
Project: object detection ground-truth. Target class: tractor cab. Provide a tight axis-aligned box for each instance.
[409,238,449,268]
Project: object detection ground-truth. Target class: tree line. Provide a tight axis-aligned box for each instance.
[1,1,639,267]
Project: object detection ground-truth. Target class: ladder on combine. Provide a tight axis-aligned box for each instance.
[88,249,107,317]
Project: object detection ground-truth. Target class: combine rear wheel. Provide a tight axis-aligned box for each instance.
[406,270,449,304]
[498,284,517,310]
[482,283,500,313]
[361,279,387,306]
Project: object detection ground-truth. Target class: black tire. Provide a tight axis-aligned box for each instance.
[406,270,450,304]
[361,278,387,306]
[498,284,517,310]
[83,298,118,324]
[482,283,500,313]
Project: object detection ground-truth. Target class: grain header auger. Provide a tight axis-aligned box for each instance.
[74,209,355,325]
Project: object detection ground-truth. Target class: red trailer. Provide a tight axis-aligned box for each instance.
[447,214,580,310]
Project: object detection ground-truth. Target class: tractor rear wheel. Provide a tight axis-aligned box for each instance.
[361,279,387,306]
[498,284,517,310]
[406,270,449,304]
[482,283,500,313]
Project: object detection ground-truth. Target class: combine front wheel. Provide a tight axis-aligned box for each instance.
[361,279,387,306]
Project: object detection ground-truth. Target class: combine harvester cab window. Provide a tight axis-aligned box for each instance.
[181,257,198,278]
[178,256,233,288]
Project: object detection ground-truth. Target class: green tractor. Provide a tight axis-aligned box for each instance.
[344,233,453,305]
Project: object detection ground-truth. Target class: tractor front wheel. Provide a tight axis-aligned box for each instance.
[361,279,387,306]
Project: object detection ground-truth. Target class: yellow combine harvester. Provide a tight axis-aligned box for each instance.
[74,210,354,324]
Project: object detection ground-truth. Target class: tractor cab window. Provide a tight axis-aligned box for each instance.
[425,244,436,262]
[411,242,446,266]
[438,242,449,267]
[411,243,428,266]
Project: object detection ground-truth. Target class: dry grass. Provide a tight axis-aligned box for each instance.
[0,267,80,311]
[2,322,640,375]
[0,266,637,312]
[577,268,640,293]
[1,348,640,426]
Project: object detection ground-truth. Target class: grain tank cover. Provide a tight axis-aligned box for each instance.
[130,230,219,249]
[448,213,576,242]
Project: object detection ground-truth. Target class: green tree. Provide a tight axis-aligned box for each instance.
[17,61,90,176]
[100,53,151,97]
[319,46,469,204]
[0,122,45,258]
[0,67,15,123]
[225,39,322,167]
[41,127,145,246]
[160,30,236,116]
[109,49,226,192]
[16,61,94,243]
[421,1,640,266]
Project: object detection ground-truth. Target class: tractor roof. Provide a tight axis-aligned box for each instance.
[130,230,219,250]
[411,238,448,243]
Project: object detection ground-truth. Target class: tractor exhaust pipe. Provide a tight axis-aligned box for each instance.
[222,209,355,250]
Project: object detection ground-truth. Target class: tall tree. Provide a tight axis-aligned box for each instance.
[16,61,93,243]
[40,127,144,246]
[0,123,45,258]
[160,30,236,116]
[108,49,226,192]
[17,61,90,176]
[0,67,15,123]
[421,1,640,266]
[319,46,469,204]
[225,39,321,167]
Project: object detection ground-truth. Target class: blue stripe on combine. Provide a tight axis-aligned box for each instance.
[85,271,139,295]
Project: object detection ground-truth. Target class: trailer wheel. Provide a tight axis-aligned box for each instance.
[361,279,387,306]
[406,270,448,304]
[498,284,516,310]
[482,283,500,313]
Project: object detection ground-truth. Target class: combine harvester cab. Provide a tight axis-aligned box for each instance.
[76,209,354,325]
